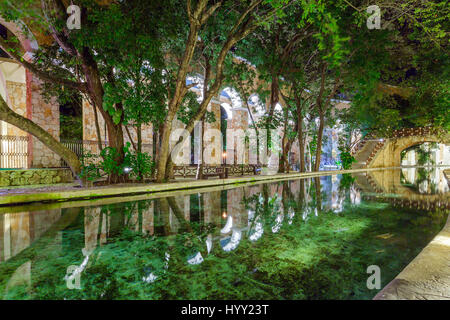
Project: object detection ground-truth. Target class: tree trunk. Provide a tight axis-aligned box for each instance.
[0,95,82,181]
[314,112,325,172]
[306,140,312,172]
[196,117,205,180]
[278,106,289,174]
[314,176,322,211]
[297,106,305,173]
[299,179,305,203]
[245,101,260,166]
[106,120,125,183]
[124,126,137,151]
[92,102,104,153]
[81,49,126,184]
[137,123,144,181]
[156,112,175,182]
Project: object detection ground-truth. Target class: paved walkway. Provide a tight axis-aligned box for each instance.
[374,214,450,300]
[0,167,394,206]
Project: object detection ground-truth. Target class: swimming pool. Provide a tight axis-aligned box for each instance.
[0,168,448,299]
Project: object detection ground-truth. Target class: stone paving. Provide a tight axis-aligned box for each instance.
[374,214,450,300]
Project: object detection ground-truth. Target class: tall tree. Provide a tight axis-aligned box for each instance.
[155,0,292,182]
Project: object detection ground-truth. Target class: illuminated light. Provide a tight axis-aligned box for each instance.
[187,252,204,265]
[124,167,132,173]
[222,212,227,218]
[221,230,242,252]
[434,235,450,247]
[221,215,233,234]
[142,272,157,283]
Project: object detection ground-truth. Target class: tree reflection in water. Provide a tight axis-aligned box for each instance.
[0,169,448,300]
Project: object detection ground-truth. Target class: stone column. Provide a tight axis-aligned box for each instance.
[169,119,190,165]
[227,188,247,228]
[203,191,221,225]
[5,81,27,136]
[142,201,154,235]
[193,122,201,165]
[31,209,61,240]
[248,114,261,165]
[4,212,30,261]
[226,107,249,165]
[28,74,60,168]
[444,145,450,165]
[267,127,281,170]
[407,149,416,166]
[84,207,101,254]
[203,99,222,165]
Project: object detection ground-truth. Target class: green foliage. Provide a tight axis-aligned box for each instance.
[80,143,156,183]
[338,150,356,170]
[99,147,123,177]
[401,142,438,167]
[123,143,155,181]
[79,151,102,183]
[59,114,82,140]
[339,174,355,190]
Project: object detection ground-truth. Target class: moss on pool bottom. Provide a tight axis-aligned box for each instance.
[0,190,447,300]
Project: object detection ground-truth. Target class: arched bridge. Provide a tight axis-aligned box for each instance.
[352,127,450,169]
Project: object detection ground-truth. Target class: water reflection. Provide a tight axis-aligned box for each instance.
[0,168,448,300]
[401,167,449,195]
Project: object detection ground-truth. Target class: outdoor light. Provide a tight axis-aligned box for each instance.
[222,211,227,218]
[124,167,132,173]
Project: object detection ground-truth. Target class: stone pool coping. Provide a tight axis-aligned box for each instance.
[374,214,450,300]
[0,167,398,206]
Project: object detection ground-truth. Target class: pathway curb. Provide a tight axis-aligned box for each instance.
[0,167,397,206]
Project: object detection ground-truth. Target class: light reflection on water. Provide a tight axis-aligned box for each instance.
[0,168,448,300]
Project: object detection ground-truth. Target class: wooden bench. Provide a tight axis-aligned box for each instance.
[202,166,228,179]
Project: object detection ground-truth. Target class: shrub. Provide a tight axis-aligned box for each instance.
[123,142,155,181]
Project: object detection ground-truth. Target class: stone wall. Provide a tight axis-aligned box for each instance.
[5,81,27,136]
[0,209,63,262]
[0,168,73,187]
[29,75,60,168]
[170,119,190,165]
[82,99,154,155]
[226,108,249,165]
[204,100,222,165]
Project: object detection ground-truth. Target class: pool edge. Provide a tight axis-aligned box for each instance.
[0,167,399,206]
[374,214,450,300]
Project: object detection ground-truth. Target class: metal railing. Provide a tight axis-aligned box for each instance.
[0,135,29,169]
[60,140,154,167]
[172,164,261,178]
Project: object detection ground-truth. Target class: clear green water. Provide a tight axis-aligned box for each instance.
[0,168,448,300]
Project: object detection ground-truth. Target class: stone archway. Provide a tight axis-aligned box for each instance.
[368,129,450,168]
[400,141,450,166]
